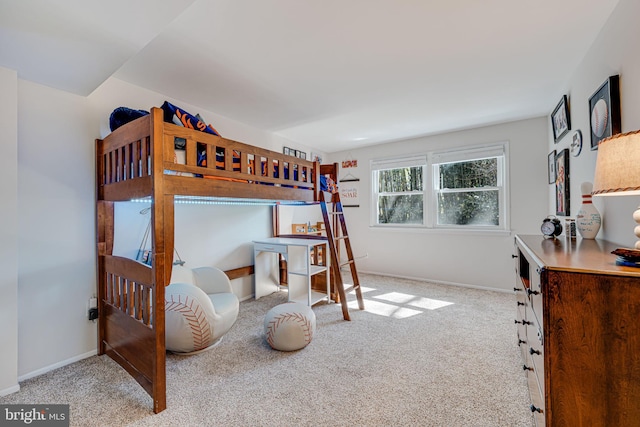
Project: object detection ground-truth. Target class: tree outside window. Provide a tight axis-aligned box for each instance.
[377,166,424,224]
[436,158,500,226]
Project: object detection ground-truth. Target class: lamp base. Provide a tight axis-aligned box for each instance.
[633,205,640,249]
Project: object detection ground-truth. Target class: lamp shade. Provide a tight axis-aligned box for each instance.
[592,129,640,196]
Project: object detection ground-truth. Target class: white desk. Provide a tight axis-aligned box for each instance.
[253,237,330,306]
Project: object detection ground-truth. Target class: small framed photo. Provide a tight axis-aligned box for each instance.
[300,151,306,160]
[293,149,300,158]
[555,148,570,216]
[548,150,556,184]
[283,147,291,156]
[589,75,621,150]
[551,95,571,143]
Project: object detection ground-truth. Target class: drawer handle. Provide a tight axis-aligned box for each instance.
[530,404,543,414]
[515,319,532,326]
[517,301,525,306]
[523,364,533,372]
[529,347,541,356]
[511,254,518,258]
[527,289,540,296]
[518,339,526,346]
[513,287,523,292]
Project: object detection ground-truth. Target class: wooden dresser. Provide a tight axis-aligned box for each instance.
[514,234,640,427]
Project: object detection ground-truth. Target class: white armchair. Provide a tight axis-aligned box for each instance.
[165,266,240,354]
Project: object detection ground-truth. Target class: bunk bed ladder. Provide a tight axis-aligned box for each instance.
[319,191,364,321]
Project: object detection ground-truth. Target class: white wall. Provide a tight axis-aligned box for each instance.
[548,0,640,246]
[16,81,97,378]
[112,202,274,300]
[0,66,19,396]
[327,117,548,291]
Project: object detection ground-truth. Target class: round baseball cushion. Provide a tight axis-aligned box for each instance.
[165,282,217,354]
[264,302,316,351]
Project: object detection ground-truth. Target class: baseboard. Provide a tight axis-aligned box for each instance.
[0,384,20,397]
[358,269,512,294]
[18,350,97,383]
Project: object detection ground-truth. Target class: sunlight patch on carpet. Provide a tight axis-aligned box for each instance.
[374,292,454,310]
[348,299,422,318]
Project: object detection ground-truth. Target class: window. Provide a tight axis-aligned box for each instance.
[371,156,427,226]
[371,143,508,231]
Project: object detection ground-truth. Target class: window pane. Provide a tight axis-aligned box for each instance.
[439,158,497,189]
[378,194,423,224]
[437,190,499,226]
[379,167,423,192]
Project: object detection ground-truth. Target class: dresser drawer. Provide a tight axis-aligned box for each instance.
[528,269,543,329]
[254,242,287,255]
[516,306,528,361]
[529,374,546,427]
[526,320,545,398]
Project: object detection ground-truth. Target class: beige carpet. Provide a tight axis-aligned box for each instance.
[1,274,534,426]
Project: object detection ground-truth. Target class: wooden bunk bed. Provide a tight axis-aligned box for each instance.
[95,107,337,413]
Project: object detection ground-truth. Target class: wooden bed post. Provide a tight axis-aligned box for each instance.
[150,108,168,413]
[313,160,321,201]
[95,199,113,355]
[96,137,113,356]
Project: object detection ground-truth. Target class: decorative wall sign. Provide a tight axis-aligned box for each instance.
[340,181,360,207]
[551,95,571,143]
[589,75,621,150]
[555,148,570,216]
[342,153,358,168]
[570,130,582,157]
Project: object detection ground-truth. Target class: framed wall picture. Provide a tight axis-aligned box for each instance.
[548,150,556,184]
[551,95,571,143]
[589,75,621,150]
[555,148,570,216]
[283,147,291,156]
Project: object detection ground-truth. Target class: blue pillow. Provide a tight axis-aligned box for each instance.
[161,101,220,136]
[109,107,149,131]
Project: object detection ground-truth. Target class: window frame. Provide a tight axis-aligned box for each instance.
[370,156,427,228]
[370,142,509,232]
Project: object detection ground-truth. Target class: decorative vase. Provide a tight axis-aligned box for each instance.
[576,182,601,239]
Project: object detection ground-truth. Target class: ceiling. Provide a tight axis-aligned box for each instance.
[0,0,621,153]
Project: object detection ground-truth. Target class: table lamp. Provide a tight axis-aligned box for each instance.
[592,129,640,262]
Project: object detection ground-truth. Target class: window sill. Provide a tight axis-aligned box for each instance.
[369,225,512,237]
